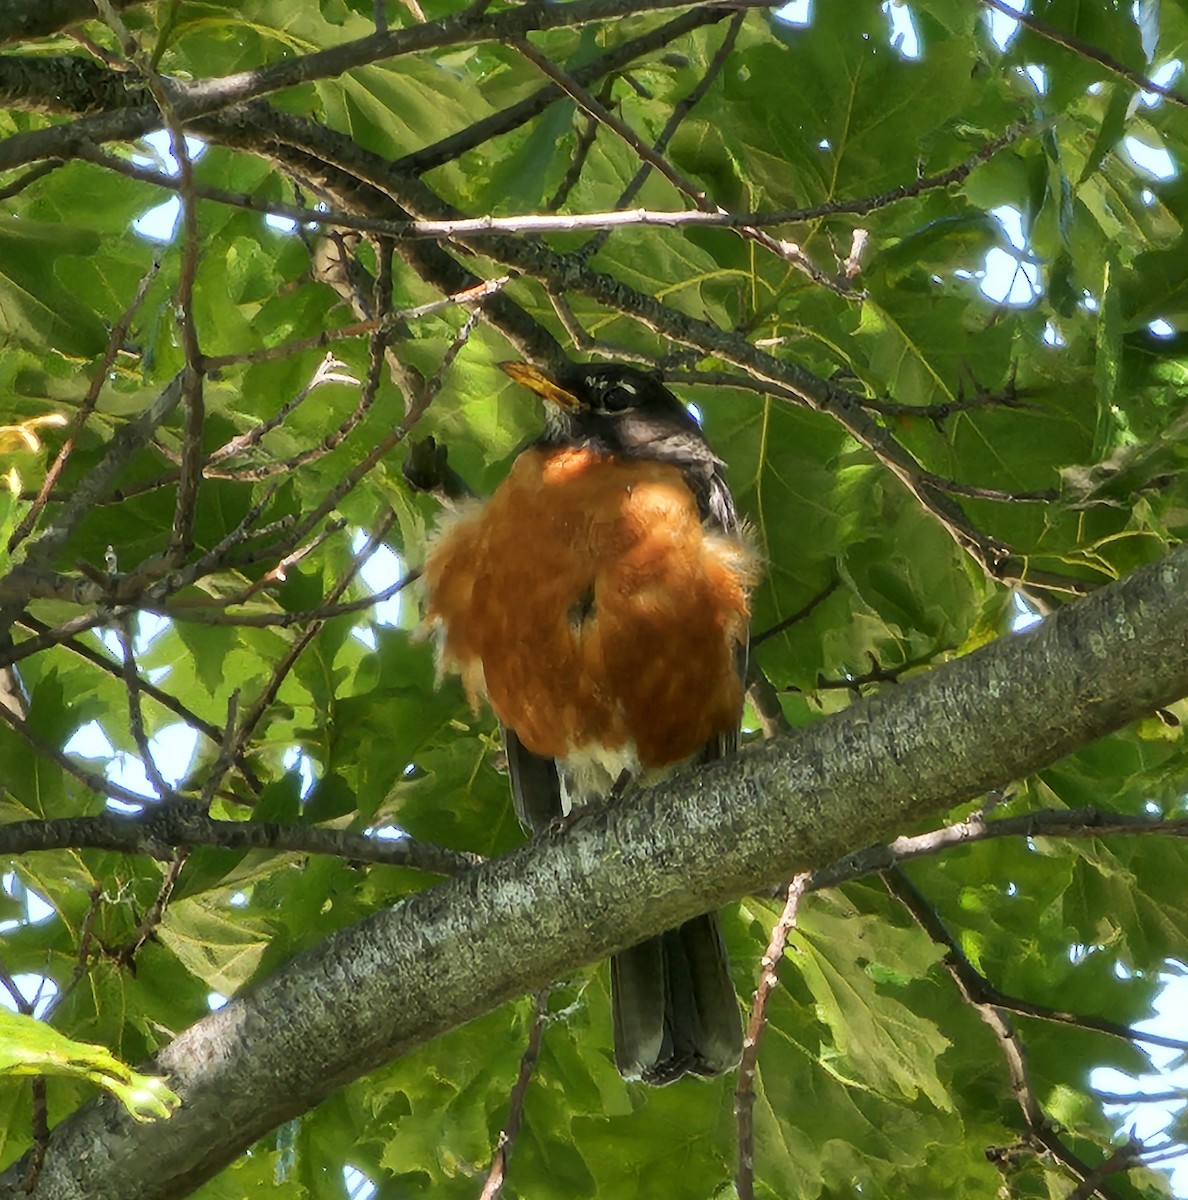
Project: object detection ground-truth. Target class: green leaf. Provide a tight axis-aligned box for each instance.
[0,1009,178,1121]
[792,895,953,1110]
[155,893,274,996]
[0,219,107,358]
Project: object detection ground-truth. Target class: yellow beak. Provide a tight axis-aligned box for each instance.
[498,361,581,410]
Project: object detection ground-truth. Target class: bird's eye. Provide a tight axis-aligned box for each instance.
[599,384,637,412]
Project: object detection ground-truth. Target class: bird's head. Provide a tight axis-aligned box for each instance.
[498,361,700,449]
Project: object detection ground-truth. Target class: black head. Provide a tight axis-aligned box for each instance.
[499,360,735,529]
[500,360,702,450]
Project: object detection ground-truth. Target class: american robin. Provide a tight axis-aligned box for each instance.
[421,360,757,1084]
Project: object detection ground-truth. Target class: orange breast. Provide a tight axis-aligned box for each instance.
[422,446,756,770]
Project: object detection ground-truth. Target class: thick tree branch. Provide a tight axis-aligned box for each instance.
[0,0,142,45]
[9,540,1188,1199]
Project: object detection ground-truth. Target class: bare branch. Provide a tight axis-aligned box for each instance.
[735,875,810,1200]
[751,579,839,647]
[923,476,1058,504]
[0,372,185,623]
[811,807,1188,893]
[0,805,480,875]
[402,7,731,175]
[62,99,1028,246]
[117,851,187,967]
[201,278,508,371]
[510,36,856,292]
[788,646,955,698]
[0,159,62,199]
[478,990,550,1199]
[1065,1132,1147,1200]
[197,692,240,813]
[546,78,612,212]
[151,568,420,628]
[114,613,175,802]
[229,506,397,759]
[0,697,161,809]
[1092,1086,1188,1105]
[745,667,792,740]
[93,5,209,566]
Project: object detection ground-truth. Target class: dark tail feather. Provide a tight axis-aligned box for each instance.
[611,912,742,1085]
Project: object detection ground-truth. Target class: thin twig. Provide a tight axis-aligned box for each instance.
[115,612,176,801]
[70,116,1029,244]
[48,886,104,1017]
[478,989,550,1199]
[735,874,810,1200]
[810,807,1188,895]
[0,609,135,668]
[786,646,955,698]
[0,697,160,809]
[0,373,185,625]
[230,507,396,755]
[746,667,791,740]
[200,278,509,370]
[162,131,204,564]
[0,0,780,175]
[1092,1086,1188,1105]
[0,160,63,201]
[92,0,206,564]
[751,579,840,647]
[117,851,187,966]
[151,568,419,628]
[547,78,613,211]
[218,521,348,605]
[923,476,1058,504]
[197,692,240,812]
[1065,1138,1144,1200]
[401,7,730,174]
[202,360,379,480]
[205,355,357,463]
[859,385,1037,424]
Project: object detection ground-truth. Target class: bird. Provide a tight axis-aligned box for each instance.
[420,360,757,1084]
